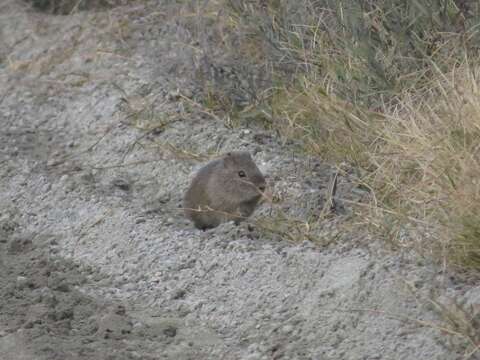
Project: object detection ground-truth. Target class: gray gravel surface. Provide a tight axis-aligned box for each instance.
[1,1,479,359]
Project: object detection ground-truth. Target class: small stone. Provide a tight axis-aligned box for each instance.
[281,324,294,334]
[16,276,28,288]
[156,191,171,204]
[42,183,52,193]
[55,282,70,292]
[172,289,186,300]
[253,133,272,145]
[167,90,181,100]
[47,158,59,166]
[112,178,131,191]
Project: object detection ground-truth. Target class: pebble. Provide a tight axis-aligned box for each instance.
[281,324,294,334]
[16,276,28,288]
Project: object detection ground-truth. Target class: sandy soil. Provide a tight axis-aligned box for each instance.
[1,1,479,359]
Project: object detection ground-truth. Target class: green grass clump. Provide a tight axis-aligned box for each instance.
[224,0,480,105]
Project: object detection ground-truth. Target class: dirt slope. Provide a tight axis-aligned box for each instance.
[1,1,478,359]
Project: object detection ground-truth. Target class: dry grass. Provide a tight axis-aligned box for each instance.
[253,179,341,245]
[370,66,480,269]
[191,0,480,272]
[428,296,480,358]
[344,303,480,359]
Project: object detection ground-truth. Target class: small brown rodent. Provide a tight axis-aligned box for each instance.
[183,152,266,230]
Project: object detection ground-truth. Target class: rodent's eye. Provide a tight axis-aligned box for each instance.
[238,170,246,178]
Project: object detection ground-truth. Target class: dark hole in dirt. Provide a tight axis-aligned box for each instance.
[8,237,32,254]
[163,325,177,338]
[112,178,131,191]
[59,308,74,320]
[270,344,281,353]
[172,289,186,300]
[24,321,34,329]
[24,0,115,15]
[114,304,126,315]
[55,282,71,292]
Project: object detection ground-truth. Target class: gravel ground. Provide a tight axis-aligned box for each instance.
[1,1,479,359]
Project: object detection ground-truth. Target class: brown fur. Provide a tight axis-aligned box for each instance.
[183,152,266,230]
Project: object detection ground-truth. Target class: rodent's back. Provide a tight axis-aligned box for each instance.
[183,159,221,212]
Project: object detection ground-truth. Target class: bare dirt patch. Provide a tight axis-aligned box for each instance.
[1,1,479,359]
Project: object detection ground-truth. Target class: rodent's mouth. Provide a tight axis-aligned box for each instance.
[238,179,267,194]
[252,192,264,203]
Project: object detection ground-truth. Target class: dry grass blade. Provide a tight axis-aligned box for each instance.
[320,170,338,218]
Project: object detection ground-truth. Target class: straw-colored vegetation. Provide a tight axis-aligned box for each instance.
[186,0,480,271]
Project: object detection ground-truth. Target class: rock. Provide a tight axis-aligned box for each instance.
[112,177,131,191]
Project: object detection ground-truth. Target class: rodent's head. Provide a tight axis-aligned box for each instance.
[217,152,266,202]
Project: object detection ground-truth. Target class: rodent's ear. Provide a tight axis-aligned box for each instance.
[223,152,236,168]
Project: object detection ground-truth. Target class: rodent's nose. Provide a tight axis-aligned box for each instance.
[258,184,266,192]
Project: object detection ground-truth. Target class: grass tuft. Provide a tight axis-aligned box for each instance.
[194,0,480,272]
